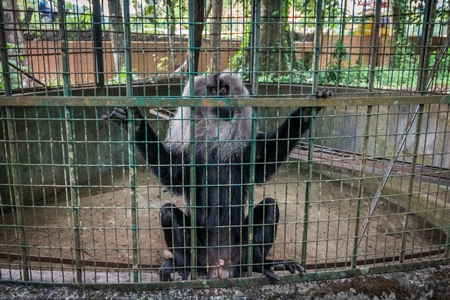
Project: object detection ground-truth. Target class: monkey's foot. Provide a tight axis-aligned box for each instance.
[158,258,191,281]
[263,260,306,281]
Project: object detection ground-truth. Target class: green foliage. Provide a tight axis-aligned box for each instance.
[0,43,27,91]
[107,67,140,85]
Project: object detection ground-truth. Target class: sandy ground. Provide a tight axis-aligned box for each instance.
[0,162,444,282]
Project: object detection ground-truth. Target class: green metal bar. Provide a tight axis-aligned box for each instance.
[188,0,197,280]
[302,0,322,267]
[417,0,433,92]
[6,107,30,281]
[57,0,82,283]
[368,0,382,93]
[1,95,448,107]
[358,1,381,259]
[301,107,317,267]
[447,204,450,257]
[352,106,372,268]
[250,0,260,91]
[0,0,12,95]
[400,105,424,263]
[122,0,133,95]
[312,0,323,93]
[246,0,261,277]
[122,0,139,282]
[246,109,259,277]
[57,0,71,95]
[127,115,139,282]
[0,257,448,290]
[64,107,82,283]
[92,0,105,90]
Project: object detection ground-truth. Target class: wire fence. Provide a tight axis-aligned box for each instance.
[0,0,449,287]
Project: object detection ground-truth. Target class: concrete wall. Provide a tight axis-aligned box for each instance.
[315,104,450,169]
[0,106,133,208]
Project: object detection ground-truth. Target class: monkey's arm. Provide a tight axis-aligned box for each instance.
[103,107,185,192]
[254,90,331,183]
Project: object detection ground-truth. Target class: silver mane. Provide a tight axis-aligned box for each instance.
[165,73,255,160]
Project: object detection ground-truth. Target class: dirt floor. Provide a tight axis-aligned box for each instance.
[0,162,445,282]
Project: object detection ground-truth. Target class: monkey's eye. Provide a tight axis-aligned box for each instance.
[220,87,228,94]
[209,87,217,94]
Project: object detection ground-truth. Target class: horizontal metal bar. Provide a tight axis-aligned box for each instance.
[0,258,448,289]
[0,95,449,107]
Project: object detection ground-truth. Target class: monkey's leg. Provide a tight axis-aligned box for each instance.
[159,203,191,281]
[250,198,305,281]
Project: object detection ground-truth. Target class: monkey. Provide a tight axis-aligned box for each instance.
[103,73,332,281]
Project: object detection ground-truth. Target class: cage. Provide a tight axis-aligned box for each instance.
[0,0,449,291]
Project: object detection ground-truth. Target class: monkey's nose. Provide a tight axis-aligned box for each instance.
[216,107,235,119]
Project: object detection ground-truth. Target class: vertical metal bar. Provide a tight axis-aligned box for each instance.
[57,0,82,284]
[368,0,382,93]
[188,0,197,280]
[57,0,71,96]
[301,107,316,267]
[311,0,323,93]
[400,105,424,263]
[246,0,261,277]
[357,2,381,260]
[301,0,323,268]
[92,0,105,90]
[250,0,260,93]
[352,106,372,268]
[64,107,82,283]
[6,107,30,281]
[447,204,450,257]
[122,0,139,282]
[417,0,432,92]
[122,0,133,95]
[0,0,12,95]
[127,115,138,283]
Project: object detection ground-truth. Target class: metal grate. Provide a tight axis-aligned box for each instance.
[0,0,450,288]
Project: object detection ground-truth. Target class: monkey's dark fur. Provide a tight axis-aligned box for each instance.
[104,73,331,281]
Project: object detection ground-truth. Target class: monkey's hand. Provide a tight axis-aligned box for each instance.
[102,106,144,132]
[264,260,306,281]
[315,89,333,98]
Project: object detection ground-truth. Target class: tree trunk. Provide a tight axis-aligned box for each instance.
[174,0,205,74]
[3,0,31,88]
[165,0,178,71]
[107,0,125,73]
[260,0,291,75]
[209,0,223,73]
[419,0,437,91]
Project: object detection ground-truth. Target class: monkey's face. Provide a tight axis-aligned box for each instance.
[205,74,234,119]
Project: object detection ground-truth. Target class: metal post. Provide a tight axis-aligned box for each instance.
[368,0,382,93]
[188,0,198,280]
[122,0,139,282]
[417,0,433,92]
[311,0,323,93]
[0,0,12,95]
[92,0,105,91]
[250,0,260,93]
[6,107,30,281]
[57,0,71,96]
[400,105,424,263]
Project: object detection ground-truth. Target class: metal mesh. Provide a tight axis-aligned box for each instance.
[0,0,449,287]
